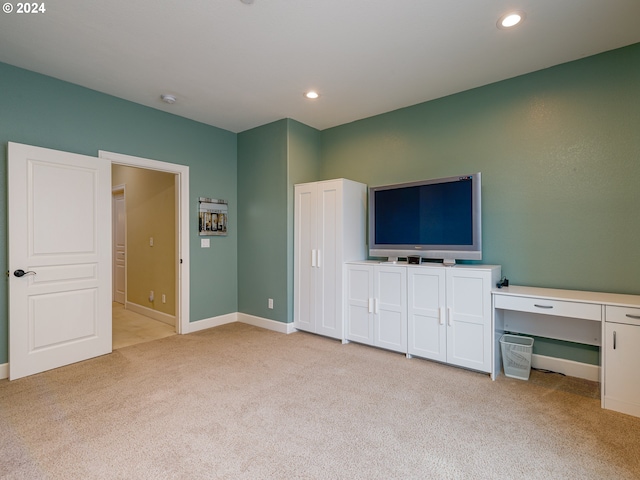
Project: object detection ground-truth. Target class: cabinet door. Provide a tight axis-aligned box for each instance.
[316,181,343,338]
[374,266,407,353]
[294,184,317,333]
[346,265,374,345]
[407,267,446,362]
[446,269,492,372]
[604,322,640,417]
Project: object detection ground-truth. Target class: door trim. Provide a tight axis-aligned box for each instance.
[99,150,190,334]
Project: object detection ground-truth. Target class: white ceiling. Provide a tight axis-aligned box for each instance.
[1,0,639,133]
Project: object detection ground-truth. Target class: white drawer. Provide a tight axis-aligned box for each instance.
[606,305,640,326]
[494,294,601,321]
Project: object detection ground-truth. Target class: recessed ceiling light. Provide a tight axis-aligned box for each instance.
[304,91,320,99]
[161,94,176,104]
[497,11,526,29]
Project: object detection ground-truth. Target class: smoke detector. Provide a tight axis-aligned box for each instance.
[161,94,176,104]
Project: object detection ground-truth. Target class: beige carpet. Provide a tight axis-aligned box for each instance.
[1,323,639,479]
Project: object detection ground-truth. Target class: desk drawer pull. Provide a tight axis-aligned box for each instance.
[534,304,554,309]
[613,330,617,350]
[626,314,640,320]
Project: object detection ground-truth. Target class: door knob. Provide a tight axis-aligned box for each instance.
[14,269,36,277]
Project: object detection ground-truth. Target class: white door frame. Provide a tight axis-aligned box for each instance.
[99,151,190,334]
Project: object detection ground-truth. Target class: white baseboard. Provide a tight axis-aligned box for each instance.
[185,312,237,333]
[0,363,8,380]
[126,301,176,327]
[184,312,295,334]
[532,353,600,382]
[237,313,297,334]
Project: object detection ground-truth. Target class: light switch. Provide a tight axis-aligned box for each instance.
[149,237,154,246]
[201,238,210,248]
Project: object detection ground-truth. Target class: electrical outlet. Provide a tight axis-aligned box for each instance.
[268,298,274,309]
[149,237,154,247]
[162,294,166,304]
[149,290,154,302]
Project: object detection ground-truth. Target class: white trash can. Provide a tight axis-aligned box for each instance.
[500,334,534,380]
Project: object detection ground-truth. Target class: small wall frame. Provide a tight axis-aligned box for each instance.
[199,197,228,236]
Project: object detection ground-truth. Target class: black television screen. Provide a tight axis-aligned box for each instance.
[368,173,481,264]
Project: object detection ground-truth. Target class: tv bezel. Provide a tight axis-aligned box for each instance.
[368,172,482,265]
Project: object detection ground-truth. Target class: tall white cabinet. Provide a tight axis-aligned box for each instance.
[294,179,366,340]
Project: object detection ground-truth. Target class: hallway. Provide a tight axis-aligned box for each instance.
[112,303,175,349]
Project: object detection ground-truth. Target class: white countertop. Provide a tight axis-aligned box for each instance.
[492,285,640,308]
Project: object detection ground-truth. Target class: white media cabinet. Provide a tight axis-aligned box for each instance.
[345,261,501,376]
[292,180,640,418]
[493,286,640,418]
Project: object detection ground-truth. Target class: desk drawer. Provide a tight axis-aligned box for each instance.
[494,295,601,321]
[606,306,640,326]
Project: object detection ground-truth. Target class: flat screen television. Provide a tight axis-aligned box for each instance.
[368,172,482,265]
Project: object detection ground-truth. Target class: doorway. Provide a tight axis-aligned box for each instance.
[7,143,190,380]
[100,150,190,336]
[111,170,178,349]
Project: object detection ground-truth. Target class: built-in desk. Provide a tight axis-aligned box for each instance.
[492,285,640,418]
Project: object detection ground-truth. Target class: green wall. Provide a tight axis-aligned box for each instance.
[237,120,289,321]
[319,43,640,364]
[237,118,320,324]
[0,62,238,364]
[320,43,640,295]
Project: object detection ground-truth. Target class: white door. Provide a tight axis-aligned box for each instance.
[8,142,112,380]
[604,321,640,417]
[446,270,491,372]
[112,188,126,304]
[346,264,374,345]
[316,181,341,338]
[408,267,447,362]
[374,266,407,353]
[294,183,317,333]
